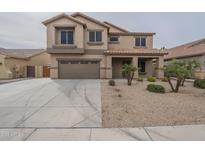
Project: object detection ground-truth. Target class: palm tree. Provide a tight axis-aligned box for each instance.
[122,64,137,86]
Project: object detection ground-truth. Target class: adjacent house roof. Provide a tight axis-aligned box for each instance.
[71,12,110,29]
[105,49,167,55]
[103,21,129,33]
[0,48,46,60]
[165,38,205,60]
[109,32,155,36]
[42,13,86,27]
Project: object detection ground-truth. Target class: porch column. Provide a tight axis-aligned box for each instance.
[156,56,164,78]
[106,56,112,79]
[132,56,138,79]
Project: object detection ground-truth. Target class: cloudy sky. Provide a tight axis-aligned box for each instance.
[0,12,205,49]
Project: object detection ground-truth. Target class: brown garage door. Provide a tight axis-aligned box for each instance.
[58,60,100,79]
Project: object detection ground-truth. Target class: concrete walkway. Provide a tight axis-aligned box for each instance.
[0,124,205,140]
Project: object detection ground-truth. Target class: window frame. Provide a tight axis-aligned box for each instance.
[109,36,119,42]
[135,36,147,47]
[89,31,102,42]
[60,30,74,45]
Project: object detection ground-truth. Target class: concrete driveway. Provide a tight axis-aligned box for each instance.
[0,79,101,128]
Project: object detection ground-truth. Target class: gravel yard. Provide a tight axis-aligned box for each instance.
[101,79,205,128]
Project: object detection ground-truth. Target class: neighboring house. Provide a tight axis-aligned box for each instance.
[0,48,51,79]
[43,12,167,79]
[165,38,205,79]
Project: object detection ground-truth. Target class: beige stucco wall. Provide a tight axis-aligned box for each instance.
[3,52,50,78]
[74,16,108,50]
[50,54,106,79]
[0,54,12,79]
[46,17,84,49]
[108,35,153,50]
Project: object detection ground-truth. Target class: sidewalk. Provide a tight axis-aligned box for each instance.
[1,124,205,141]
[0,78,27,84]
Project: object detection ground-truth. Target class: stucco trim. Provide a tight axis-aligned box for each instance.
[109,32,155,36]
[56,58,102,62]
[46,48,84,54]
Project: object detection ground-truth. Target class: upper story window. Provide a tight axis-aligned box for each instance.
[109,36,119,42]
[89,31,102,42]
[135,37,146,47]
[61,31,74,44]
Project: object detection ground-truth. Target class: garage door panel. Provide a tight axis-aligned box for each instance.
[59,60,100,79]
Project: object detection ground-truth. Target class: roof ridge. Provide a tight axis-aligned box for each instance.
[104,21,129,33]
[71,12,110,29]
[42,13,86,27]
[169,38,205,50]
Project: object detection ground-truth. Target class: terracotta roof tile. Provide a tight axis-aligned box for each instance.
[109,32,155,36]
[0,49,45,59]
[42,13,86,27]
[104,21,129,33]
[105,49,167,55]
[165,38,205,60]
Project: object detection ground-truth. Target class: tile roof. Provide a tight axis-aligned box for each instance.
[109,32,155,36]
[105,49,167,55]
[42,13,86,27]
[71,12,110,29]
[0,48,45,59]
[103,21,129,33]
[165,38,205,60]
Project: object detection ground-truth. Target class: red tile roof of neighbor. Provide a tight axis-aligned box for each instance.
[105,49,168,55]
[0,48,45,59]
[165,38,205,60]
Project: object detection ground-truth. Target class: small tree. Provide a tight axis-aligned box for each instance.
[181,59,200,86]
[164,60,189,92]
[122,64,137,86]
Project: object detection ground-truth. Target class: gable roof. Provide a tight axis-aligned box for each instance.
[71,12,110,29]
[165,38,205,60]
[104,21,129,33]
[42,13,86,27]
[0,48,46,60]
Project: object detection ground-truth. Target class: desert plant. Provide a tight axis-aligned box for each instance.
[164,60,189,92]
[147,76,156,82]
[161,77,168,82]
[147,84,165,93]
[122,64,137,86]
[108,79,115,86]
[180,59,201,86]
[193,79,205,89]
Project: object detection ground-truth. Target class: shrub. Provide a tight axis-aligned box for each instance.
[147,84,165,93]
[161,77,168,82]
[137,77,143,82]
[147,76,156,82]
[108,80,115,86]
[194,79,205,89]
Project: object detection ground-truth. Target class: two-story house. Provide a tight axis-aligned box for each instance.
[43,12,167,79]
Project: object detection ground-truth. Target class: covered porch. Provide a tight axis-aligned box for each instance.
[104,49,167,79]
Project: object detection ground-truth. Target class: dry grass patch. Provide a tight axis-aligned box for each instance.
[101,80,205,128]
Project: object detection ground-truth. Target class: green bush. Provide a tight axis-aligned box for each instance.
[161,77,168,82]
[137,77,143,82]
[147,76,156,82]
[108,79,115,86]
[147,84,165,93]
[194,79,205,89]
